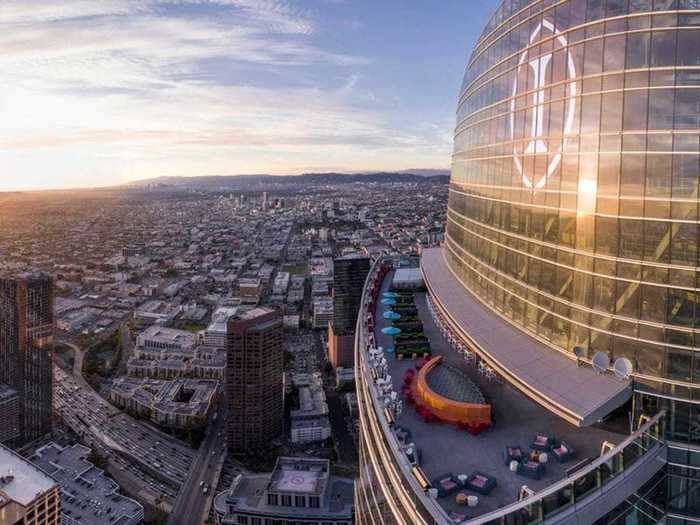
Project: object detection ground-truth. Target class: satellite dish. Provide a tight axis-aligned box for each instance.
[592,352,610,374]
[573,346,586,367]
[613,358,634,380]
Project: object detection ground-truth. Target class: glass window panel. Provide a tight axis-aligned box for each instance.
[593,275,617,313]
[604,35,627,72]
[668,289,697,327]
[621,154,646,196]
[580,94,601,135]
[636,341,664,376]
[619,219,645,259]
[598,154,621,195]
[587,0,605,21]
[596,217,619,256]
[625,32,651,68]
[644,221,670,263]
[653,0,679,9]
[601,92,624,133]
[623,90,649,131]
[667,349,692,382]
[671,223,699,266]
[674,89,700,130]
[630,0,652,11]
[641,284,668,322]
[651,30,677,67]
[645,154,672,197]
[606,0,629,15]
[584,39,604,76]
[677,30,700,66]
[648,89,675,130]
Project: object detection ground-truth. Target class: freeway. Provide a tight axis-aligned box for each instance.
[168,405,228,525]
[53,366,196,507]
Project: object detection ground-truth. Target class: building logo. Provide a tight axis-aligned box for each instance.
[510,19,577,190]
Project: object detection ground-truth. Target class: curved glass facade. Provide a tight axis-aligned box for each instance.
[447,0,700,397]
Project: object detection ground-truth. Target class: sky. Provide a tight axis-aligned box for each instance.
[0,0,496,191]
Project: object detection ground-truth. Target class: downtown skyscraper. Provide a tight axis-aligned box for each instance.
[0,273,54,447]
[328,254,370,368]
[225,307,284,456]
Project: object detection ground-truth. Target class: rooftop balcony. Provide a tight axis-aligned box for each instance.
[355,256,667,525]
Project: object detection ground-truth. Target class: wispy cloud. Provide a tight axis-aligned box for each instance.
[0,0,448,190]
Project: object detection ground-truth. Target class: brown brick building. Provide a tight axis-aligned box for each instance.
[226,308,284,456]
[0,273,54,448]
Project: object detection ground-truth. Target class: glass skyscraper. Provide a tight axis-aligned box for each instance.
[355,1,700,523]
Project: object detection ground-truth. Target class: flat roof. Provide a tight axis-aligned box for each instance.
[372,271,627,518]
[0,444,56,507]
[421,247,631,427]
[30,443,143,525]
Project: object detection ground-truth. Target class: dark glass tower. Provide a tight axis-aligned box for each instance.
[332,255,371,334]
[0,273,54,447]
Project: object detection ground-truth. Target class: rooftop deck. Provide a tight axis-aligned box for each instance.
[420,248,632,427]
[374,270,628,519]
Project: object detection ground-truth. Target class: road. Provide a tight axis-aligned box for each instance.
[168,406,228,525]
[54,362,196,507]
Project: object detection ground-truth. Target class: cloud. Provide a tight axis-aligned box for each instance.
[0,0,448,190]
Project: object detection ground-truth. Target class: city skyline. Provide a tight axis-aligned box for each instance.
[0,0,495,192]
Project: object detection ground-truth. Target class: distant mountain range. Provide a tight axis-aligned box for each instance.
[125,170,450,190]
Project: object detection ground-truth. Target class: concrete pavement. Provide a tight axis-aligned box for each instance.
[168,410,227,525]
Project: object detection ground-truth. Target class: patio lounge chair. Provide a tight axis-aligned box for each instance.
[434,473,460,498]
[551,441,575,463]
[531,433,555,451]
[517,460,545,480]
[464,472,497,495]
[502,445,524,466]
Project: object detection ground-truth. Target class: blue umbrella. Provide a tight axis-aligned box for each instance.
[383,292,398,298]
[381,326,402,336]
[381,298,396,306]
[383,311,401,320]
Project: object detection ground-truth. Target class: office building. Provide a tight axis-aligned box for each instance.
[332,255,370,334]
[0,442,60,525]
[355,1,700,523]
[312,297,333,330]
[213,457,353,525]
[29,442,144,525]
[0,385,20,446]
[226,308,284,456]
[0,273,54,447]
[204,306,239,348]
[290,376,331,444]
[329,255,369,368]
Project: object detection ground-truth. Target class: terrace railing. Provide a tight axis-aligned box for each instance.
[355,256,667,525]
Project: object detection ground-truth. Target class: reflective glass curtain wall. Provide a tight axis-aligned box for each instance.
[449,0,700,400]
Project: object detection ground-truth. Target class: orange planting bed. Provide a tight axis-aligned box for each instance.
[414,356,491,428]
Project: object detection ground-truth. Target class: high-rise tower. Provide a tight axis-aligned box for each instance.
[328,254,369,368]
[225,307,284,456]
[0,273,54,447]
[355,1,700,523]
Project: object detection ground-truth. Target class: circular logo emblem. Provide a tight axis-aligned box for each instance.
[509,19,577,191]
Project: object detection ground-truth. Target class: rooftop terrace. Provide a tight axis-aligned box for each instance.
[421,247,631,427]
[372,269,629,519]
